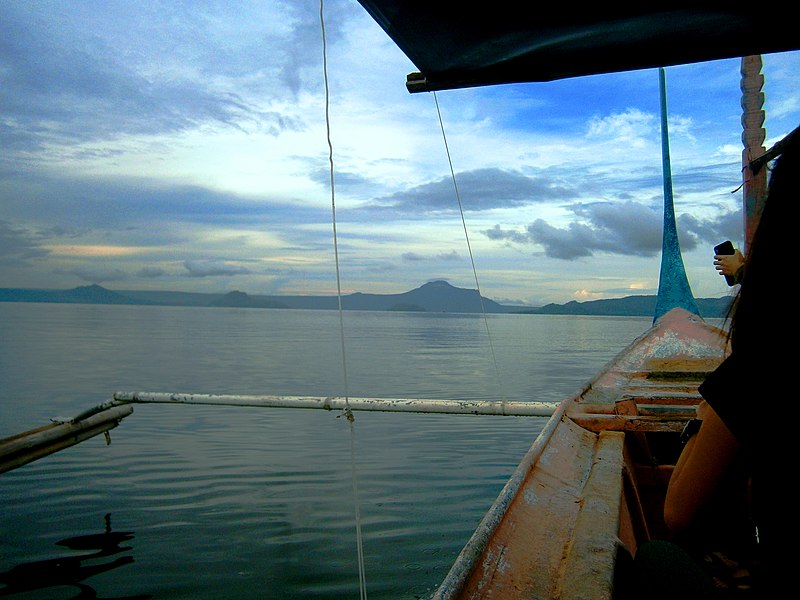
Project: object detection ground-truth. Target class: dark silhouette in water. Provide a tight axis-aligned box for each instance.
[0,514,150,599]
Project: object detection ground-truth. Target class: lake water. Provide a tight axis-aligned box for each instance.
[0,302,651,599]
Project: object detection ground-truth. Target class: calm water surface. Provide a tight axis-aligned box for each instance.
[0,303,651,599]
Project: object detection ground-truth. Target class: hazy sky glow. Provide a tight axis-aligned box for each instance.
[2,0,799,306]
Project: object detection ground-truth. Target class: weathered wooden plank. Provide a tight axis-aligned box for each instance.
[569,414,686,434]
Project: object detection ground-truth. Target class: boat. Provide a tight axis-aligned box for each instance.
[2,5,799,599]
[432,308,725,599]
[349,3,799,598]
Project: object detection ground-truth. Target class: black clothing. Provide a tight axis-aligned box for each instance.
[699,352,791,598]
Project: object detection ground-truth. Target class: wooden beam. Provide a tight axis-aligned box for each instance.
[741,55,767,252]
[570,414,686,434]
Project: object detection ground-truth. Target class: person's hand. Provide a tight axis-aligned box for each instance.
[714,249,744,276]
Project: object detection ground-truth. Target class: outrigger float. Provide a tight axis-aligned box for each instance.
[3,5,799,599]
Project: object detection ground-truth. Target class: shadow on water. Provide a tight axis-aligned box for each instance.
[0,514,150,599]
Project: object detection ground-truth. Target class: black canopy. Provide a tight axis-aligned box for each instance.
[356,3,800,92]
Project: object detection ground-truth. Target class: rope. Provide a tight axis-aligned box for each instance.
[319,2,367,597]
[348,419,367,600]
[433,92,506,404]
[319,1,350,410]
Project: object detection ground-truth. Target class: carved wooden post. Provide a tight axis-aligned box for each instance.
[740,55,767,253]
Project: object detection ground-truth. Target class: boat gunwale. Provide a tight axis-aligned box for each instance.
[432,395,571,598]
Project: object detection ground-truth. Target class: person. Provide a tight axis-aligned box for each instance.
[714,247,745,285]
[634,127,799,599]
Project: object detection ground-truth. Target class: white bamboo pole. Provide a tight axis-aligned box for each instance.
[110,391,559,417]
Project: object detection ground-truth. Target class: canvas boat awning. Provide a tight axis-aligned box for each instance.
[355,3,800,92]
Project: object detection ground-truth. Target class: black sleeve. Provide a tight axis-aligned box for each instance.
[698,354,753,447]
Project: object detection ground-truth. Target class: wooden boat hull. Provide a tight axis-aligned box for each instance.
[434,308,728,599]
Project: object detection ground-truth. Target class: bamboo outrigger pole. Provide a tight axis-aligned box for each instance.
[0,395,558,475]
[0,405,133,475]
[107,392,559,417]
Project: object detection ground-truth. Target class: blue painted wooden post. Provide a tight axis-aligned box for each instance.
[654,67,700,322]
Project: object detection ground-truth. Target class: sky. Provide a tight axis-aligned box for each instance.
[2,1,799,307]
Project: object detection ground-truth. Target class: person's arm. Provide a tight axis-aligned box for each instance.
[664,400,741,536]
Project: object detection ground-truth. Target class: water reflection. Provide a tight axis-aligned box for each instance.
[0,514,149,599]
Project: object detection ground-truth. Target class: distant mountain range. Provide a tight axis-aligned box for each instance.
[0,280,735,318]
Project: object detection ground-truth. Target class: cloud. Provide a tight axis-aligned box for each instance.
[401,250,462,262]
[1,173,316,232]
[2,2,798,305]
[309,166,373,192]
[526,220,603,260]
[678,208,744,246]
[137,266,166,278]
[68,265,128,283]
[482,200,741,260]
[370,168,578,215]
[438,250,460,261]
[183,259,251,278]
[0,220,50,264]
[0,0,319,157]
[586,109,658,148]
[569,202,664,254]
[484,224,529,245]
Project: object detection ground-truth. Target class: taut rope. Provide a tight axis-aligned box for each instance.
[319,1,368,597]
